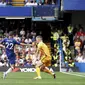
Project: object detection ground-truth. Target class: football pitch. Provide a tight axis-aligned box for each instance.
[0,72,85,85]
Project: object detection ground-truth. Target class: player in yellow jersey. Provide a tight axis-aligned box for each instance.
[34,36,56,79]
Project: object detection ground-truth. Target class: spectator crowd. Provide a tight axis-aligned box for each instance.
[0,19,39,68]
[0,19,85,69]
[50,24,85,68]
[0,0,57,6]
[0,29,38,68]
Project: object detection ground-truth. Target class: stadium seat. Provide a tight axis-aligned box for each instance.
[12,0,25,6]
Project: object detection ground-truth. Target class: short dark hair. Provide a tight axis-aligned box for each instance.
[9,31,14,36]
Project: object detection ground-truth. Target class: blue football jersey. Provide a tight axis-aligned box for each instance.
[1,38,20,57]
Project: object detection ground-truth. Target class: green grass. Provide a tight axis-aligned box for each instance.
[0,72,85,85]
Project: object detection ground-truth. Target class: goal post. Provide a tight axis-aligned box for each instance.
[58,38,64,72]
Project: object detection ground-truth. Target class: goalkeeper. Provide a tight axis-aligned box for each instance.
[34,36,56,79]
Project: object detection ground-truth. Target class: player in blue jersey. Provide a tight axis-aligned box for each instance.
[0,31,28,79]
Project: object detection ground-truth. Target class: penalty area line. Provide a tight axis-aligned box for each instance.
[61,72,85,78]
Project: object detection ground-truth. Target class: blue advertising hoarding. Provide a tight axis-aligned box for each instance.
[63,0,85,10]
[0,7,32,17]
[0,5,57,18]
[33,5,56,17]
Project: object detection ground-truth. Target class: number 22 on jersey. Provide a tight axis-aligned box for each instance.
[5,42,14,49]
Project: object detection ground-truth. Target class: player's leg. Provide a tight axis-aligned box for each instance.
[3,64,15,79]
[5,64,15,74]
[34,60,43,79]
[41,66,56,79]
[40,60,56,79]
[3,57,16,79]
[35,66,41,79]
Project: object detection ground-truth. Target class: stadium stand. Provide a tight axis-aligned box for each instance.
[12,0,25,6]
[0,1,85,85]
[0,0,85,73]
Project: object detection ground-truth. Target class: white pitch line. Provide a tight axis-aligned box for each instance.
[72,72,85,75]
[0,82,84,84]
[61,72,85,78]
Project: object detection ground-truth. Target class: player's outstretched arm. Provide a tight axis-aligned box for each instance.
[0,44,5,49]
[20,43,31,47]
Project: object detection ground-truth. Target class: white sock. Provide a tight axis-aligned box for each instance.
[5,68,12,75]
